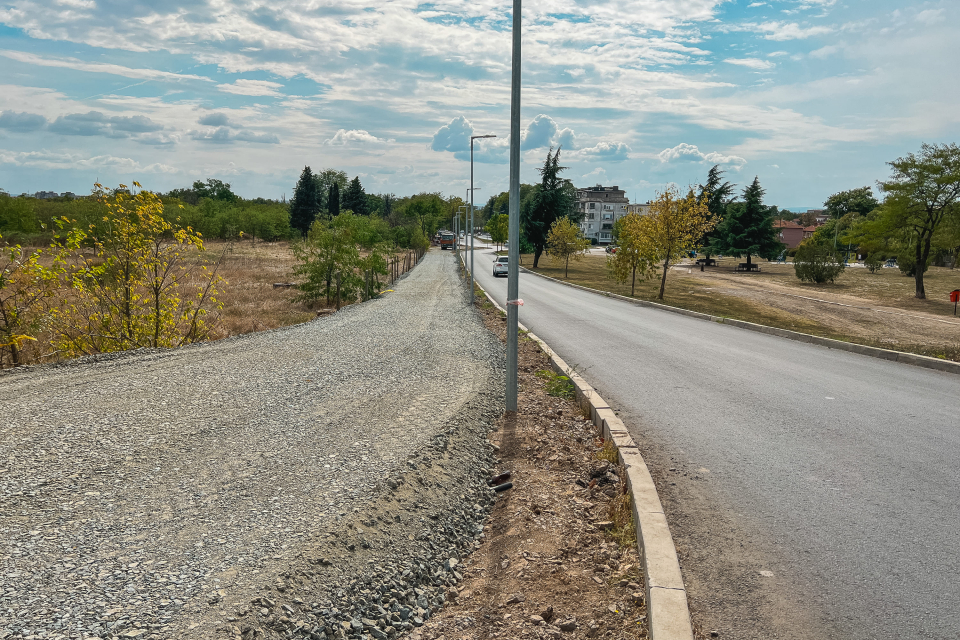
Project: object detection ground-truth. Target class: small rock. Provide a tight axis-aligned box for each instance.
[558,619,578,632]
[631,592,644,605]
[505,594,525,605]
[529,615,544,625]
[596,521,614,530]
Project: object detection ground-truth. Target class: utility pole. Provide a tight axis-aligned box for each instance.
[470,135,496,302]
[506,0,521,413]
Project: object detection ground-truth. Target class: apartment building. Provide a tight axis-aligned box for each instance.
[575,184,629,244]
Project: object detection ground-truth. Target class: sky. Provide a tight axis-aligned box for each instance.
[0,0,957,208]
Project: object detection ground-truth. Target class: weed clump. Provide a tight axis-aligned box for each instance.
[536,369,575,399]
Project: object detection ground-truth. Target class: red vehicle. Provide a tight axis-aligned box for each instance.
[439,233,456,250]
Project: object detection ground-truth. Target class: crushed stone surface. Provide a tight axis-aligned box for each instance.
[1,250,504,640]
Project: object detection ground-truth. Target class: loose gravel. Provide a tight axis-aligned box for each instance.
[0,250,505,640]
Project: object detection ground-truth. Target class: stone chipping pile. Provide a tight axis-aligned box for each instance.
[0,251,504,640]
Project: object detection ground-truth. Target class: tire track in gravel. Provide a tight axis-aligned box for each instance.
[0,250,503,640]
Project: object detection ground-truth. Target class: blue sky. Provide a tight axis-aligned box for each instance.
[0,0,957,208]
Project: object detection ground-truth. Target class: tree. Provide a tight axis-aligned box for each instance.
[403,193,445,237]
[712,176,783,268]
[824,186,880,252]
[794,243,845,283]
[878,143,960,299]
[293,214,360,308]
[521,147,577,268]
[485,213,509,250]
[290,166,321,236]
[193,179,239,202]
[646,188,716,299]
[313,169,348,214]
[697,165,734,260]
[546,217,591,278]
[608,213,656,296]
[55,183,223,355]
[328,182,340,218]
[342,176,369,216]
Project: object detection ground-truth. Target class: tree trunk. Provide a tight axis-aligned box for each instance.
[658,258,670,300]
[533,246,543,268]
[915,235,931,299]
[746,253,753,267]
[565,255,569,278]
[631,265,636,297]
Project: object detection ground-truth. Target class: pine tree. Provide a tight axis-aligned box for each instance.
[713,176,782,267]
[290,166,320,236]
[328,183,340,218]
[521,147,576,268]
[342,176,369,216]
[697,165,735,261]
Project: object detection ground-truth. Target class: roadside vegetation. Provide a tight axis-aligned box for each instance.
[0,168,463,368]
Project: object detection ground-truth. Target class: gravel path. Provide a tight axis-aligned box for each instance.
[0,250,505,640]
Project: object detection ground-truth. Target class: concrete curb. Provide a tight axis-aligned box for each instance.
[518,266,960,375]
[475,284,694,640]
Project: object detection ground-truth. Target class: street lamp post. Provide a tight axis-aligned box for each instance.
[470,134,497,301]
[506,0,521,413]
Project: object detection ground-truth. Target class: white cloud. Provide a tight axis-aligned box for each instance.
[216,80,284,97]
[725,58,776,70]
[577,141,632,162]
[0,50,210,83]
[0,148,178,173]
[915,9,944,26]
[658,143,746,168]
[324,129,392,145]
[732,21,834,41]
[190,127,279,144]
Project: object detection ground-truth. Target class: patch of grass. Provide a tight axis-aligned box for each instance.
[608,487,638,550]
[536,369,575,399]
[594,440,619,464]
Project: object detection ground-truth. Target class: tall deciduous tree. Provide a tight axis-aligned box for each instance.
[646,188,717,299]
[313,169,348,214]
[546,217,591,278]
[608,213,656,296]
[290,166,321,236]
[485,213,509,250]
[878,143,960,298]
[521,147,576,268]
[713,177,782,268]
[342,176,369,216]
[697,165,734,261]
[328,183,341,218]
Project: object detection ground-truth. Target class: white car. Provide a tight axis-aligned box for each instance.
[493,256,509,277]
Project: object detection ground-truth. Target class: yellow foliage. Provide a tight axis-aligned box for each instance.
[646,187,716,299]
[546,217,591,278]
[53,183,224,356]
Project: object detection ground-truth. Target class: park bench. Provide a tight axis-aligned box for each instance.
[735,263,761,272]
[695,258,717,267]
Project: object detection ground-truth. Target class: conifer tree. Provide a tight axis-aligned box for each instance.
[290,166,320,236]
[697,165,735,261]
[328,183,340,218]
[521,147,576,268]
[713,176,782,267]
[342,176,369,216]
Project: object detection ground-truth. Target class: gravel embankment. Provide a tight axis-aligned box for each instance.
[0,250,505,640]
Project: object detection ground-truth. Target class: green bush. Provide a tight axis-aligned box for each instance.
[794,243,846,283]
[864,253,883,273]
[897,252,929,277]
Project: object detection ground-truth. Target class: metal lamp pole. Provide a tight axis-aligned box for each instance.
[470,134,497,301]
[506,0,521,413]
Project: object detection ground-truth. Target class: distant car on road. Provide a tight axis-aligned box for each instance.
[493,256,509,277]
[439,233,456,250]
[884,258,898,268]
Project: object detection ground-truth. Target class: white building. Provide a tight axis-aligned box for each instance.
[575,184,629,244]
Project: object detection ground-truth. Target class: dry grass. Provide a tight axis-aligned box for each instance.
[207,240,315,337]
[523,252,960,361]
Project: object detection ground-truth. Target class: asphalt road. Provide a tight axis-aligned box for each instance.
[465,242,960,640]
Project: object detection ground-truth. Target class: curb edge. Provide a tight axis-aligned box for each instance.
[517,266,960,376]
[475,283,694,640]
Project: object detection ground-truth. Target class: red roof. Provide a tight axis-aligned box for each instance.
[773,220,803,229]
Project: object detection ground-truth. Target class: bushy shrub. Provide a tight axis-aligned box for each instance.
[897,252,929,277]
[794,243,846,283]
[864,253,883,273]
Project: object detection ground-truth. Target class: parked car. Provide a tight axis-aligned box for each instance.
[493,256,509,277]
[605,245,619,254]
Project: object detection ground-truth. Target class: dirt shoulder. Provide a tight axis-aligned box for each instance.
[412,296,651,640]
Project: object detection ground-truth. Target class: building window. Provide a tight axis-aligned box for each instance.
[587,212,595,220]
[600,233,611,239]
[589,202,596,209]
[588,223,594,229]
